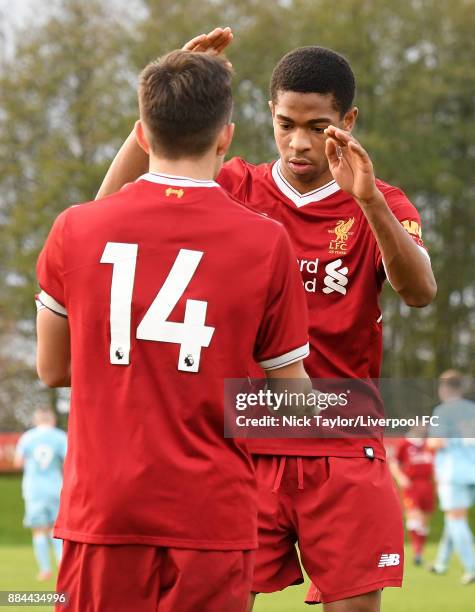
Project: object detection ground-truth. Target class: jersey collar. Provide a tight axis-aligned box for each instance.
[138,172,219,189]
[271,159,340,207]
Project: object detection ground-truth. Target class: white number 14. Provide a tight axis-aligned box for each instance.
[100,242,215,372]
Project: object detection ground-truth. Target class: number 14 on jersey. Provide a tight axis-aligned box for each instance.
[100,242,215,373]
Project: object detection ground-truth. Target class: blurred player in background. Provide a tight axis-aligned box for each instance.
[36,50,310,612]
[428,370,475,585]
[96,28,437,611]
[389,428,435,566]
[14,407,67,581]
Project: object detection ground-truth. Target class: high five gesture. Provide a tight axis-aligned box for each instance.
[324,125,378,204]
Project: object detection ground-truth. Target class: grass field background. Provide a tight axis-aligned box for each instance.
[1,475,474,611]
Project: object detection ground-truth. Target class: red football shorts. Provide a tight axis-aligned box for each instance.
[252,455,404,604]
[56,540,254,612]
[402,479,435,513]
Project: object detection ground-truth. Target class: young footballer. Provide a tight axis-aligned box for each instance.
[428,370,475,584]
[95,28,437,612]
[36,50,310,611]
[14,407,67,581]
[389,431,435,565]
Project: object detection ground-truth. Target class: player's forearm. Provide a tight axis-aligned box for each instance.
[426,437,445,451]
[37,360,71,387]
[265,360,314,414]
[357,190,437,307]
[13,455,24,469]
[389,461,408,488]
[96,128,149,199]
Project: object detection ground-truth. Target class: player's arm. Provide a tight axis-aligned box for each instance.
[387,443,410,488]
[13,448,24,469]
[36,212,71,387]
[36,308,71,387]
[254,226,312,407]
[388,456,410,488]
[265,360,313,413]
[13,433,27,469]
[96,27,233,199]
[426,438,446,451]
[13,455,24,469]
[96,129,148,199]
[325,126,437,308]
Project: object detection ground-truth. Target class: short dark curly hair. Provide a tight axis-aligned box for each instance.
[270,46,355,116]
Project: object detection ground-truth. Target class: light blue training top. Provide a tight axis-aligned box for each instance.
[429,398,475,484]
[16,426,67,499]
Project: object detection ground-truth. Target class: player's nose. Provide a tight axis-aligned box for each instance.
[289,128,312,152]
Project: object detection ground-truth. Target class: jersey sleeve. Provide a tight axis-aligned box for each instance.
[254,227,309,370]
[217,157,251,201]
[36,211,68,316]
[373,185,430,275]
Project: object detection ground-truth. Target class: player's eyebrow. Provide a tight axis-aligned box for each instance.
[276,114,333,124]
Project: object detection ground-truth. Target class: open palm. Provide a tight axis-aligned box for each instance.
[183,27,233,57]
[325,126,378,202]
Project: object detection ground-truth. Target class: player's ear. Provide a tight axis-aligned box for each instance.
[216,122,235,157]
[135,119,150,154]
[268,100,275,117]
[343,106,358,133]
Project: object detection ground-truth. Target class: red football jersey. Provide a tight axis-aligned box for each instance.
[218,158,429,460]
[36,172,309,549]
[396,438,434,481]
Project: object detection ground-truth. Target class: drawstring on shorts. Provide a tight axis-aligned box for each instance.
[271,457,304,491]
[297,457,304,490]
[272,457,286,492]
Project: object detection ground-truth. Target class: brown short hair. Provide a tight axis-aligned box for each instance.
[138,50,233,159]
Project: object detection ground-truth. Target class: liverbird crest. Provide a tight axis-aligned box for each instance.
[165,187,184,199]
[334,217,355,242]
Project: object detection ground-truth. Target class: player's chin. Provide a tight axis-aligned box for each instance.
[286,161,319,182]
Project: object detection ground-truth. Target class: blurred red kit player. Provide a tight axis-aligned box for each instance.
[97,30,437,611]
[392,436,435,565]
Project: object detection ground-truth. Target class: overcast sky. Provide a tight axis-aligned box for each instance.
[0,0,144,58]
[0,0,34,25]
[0,0,44,56]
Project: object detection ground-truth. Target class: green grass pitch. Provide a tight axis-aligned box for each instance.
[1,475,474,610]
[0,544,473,611]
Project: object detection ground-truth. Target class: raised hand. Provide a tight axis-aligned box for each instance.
[324,126,379,204]
[183,27,233,58]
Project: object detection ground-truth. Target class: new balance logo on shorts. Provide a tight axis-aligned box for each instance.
[378,553,400,567]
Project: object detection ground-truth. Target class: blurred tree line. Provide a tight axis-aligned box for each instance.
[0,0,474,426]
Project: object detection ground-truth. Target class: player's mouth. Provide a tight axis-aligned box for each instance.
[287,158,314,175]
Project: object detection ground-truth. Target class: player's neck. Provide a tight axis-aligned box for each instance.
[443,394,463,402]
[148,154,217,182]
